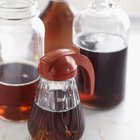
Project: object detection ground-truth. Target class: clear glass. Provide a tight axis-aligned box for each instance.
[28,77,85,140]
[0,0,44,121]
[40,0,77,53]
[73,0,130,109]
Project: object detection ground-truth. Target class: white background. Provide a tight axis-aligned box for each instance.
[38,0,140,18]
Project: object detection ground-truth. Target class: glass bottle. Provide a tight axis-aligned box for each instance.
[0,0,44,121]
[73,0,130,109]
[40,0,76,53]
[28,49,95,140]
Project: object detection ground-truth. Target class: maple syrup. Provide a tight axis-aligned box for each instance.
[75,33,127,109]
[28,102,85,140]
[41,0,75,53]
[0,62,39,121]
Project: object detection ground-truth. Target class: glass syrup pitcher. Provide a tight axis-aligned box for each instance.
[28,49,95,140]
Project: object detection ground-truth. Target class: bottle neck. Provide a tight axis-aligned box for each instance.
[0,0,38,20]
[91,0,122,9]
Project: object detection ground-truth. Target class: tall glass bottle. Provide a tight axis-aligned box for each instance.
[0,0,44,121]
[40,0,76,53]
[73,0,130,109]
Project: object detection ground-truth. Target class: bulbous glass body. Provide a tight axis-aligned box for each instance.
[73,0,130,109]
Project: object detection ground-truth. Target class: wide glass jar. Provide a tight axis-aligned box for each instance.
[0,0,44,121]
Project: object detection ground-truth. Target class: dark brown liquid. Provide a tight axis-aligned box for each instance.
[76,34,128,109]
[28,103,85,140]
[41,1,75,53]
[0,63,39,121]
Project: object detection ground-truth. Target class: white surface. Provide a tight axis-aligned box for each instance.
[1,1,140,140]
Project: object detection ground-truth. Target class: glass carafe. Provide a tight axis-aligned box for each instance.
[28,49,95,139]
[73,0,130,109]
[0,0,44,121]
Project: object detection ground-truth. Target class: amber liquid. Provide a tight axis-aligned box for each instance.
[0,63,39,121]
[28,103,85,140]
[41,1,75,53]
[75,33,128,109]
